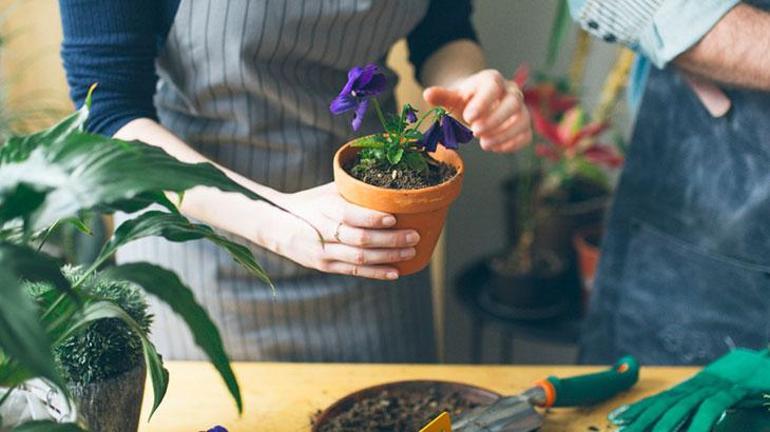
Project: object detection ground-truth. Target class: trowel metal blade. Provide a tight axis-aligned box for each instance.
[453,395,544,432]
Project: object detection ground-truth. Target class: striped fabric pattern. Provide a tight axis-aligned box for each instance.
[576,0,664,46]
[116,0,438,363]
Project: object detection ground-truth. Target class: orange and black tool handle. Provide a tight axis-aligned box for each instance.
[532,356,640,408]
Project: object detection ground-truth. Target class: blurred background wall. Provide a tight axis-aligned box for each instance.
[1,0,625,364]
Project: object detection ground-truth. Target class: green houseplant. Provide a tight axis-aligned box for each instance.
[0,86,275,431]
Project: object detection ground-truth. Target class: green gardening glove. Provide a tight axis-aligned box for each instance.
[609,349,770,432]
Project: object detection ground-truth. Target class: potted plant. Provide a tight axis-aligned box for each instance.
[329,64,473,275]
[486,63,625,319]
[0,87,276,431]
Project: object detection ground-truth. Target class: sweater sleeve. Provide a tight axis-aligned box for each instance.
[406,0,479,84]
[58,0,178,136]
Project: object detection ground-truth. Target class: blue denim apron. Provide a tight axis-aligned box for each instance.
[581,6,770,365]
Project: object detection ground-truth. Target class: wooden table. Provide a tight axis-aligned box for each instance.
[139,362,697,432]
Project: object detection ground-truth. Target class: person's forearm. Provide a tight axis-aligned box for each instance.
[113,118,287,247]
[676,3,770,90]
[419,40,487,88]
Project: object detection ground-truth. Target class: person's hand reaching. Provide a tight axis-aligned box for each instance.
[423,69,532,153]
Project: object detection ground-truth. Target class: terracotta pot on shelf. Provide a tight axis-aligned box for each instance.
[573,225,603,309]
[333,140,464,276]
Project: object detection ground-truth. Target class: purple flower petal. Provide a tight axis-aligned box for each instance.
[351,98,370,131]
[440,115,473,149]
[418,121,443,152]
[329,94,357,115]
[207,427,228,432]
[353,64,386,97]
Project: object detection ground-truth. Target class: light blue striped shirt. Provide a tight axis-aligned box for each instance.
[568,0,740,112]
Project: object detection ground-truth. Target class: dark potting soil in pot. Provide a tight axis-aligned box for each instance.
[313,387,481,432]
[344,156,457,189]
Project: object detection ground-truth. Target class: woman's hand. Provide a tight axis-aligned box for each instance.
[423,69,532,153]
[263,183,420,280]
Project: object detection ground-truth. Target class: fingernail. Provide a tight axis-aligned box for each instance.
[401,248,416,259]
[406,233,420,244]
[387,272,399,280]
[382,216,396,226]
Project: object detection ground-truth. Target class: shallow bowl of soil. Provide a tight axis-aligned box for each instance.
[312,380,499,432]
[334,140,464,276]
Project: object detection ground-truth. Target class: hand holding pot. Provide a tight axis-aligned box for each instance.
[423,69,532,153]
[272,183,420,281]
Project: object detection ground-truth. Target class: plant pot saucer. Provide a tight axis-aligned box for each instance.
[312,380,500,432]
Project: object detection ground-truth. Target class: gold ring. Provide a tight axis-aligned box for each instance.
[334,222,343,242]
[508,84,524,100]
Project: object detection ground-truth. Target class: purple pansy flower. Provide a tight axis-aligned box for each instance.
[405,105,418,123]
[207,426,228,432]
[329,64,387,131]
[419,121,443,152]
[417,114,474,152]
[440,114,474,150]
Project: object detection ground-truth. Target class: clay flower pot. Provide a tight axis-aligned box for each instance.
[572,225,603,308]
[334,141,464,276]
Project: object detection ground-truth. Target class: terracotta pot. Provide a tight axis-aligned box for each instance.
[573,225,603,309]
[334,141,464,276]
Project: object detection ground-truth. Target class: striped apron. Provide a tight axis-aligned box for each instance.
[116,0,437,362]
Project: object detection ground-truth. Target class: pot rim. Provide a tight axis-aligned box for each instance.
[312,379,501,432]
[334,139,465,213]
[334,139,464,194]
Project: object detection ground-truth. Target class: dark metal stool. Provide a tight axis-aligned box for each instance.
[456,258,582,364]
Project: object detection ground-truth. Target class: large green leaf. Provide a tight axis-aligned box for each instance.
[95,211,270,285]
[102,263,242,413]
[11,421,88,432]
[0,85,92,165]
[0,131,272,233]
[0,266,62,391]
[61,300,168,418]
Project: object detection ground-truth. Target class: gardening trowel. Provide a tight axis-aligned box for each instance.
[431,356,640,432]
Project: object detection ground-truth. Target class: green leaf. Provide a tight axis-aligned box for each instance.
[100,191,181,215]
[0,265,62,391]
[0,130,273,234]
[545,0,572,70]
[62,300,168,418]
[403,129,423,141]
[386,147,404,165]
[0,85,92,165]
[404,152,428,173]
[95,211,270,286]
[102,262,243,413]
[12,421,88,432]
[350,135,386,149]
[573,157,610,189]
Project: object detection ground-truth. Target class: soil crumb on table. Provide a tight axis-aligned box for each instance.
[313,387,480,432]
[345,157,457,189]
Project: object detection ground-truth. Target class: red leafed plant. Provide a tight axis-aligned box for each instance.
[497,64,626,275]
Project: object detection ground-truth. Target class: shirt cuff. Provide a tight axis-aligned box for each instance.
[639,0,740,68]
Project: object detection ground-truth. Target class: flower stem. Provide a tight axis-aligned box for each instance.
[413,107,445,131]
[371,98,388,132]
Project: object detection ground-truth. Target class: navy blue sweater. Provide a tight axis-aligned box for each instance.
[59,0,478,136]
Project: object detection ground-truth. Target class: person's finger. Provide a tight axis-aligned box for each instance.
[323,243,416,265]
[334,223,420,248]
[320,194,397,228]
[461,70,505,123]
[423,86,465,114]
[488,131,533,154]
[479,117,531,151]
[321,261,400,281]
[471,91,523,135]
